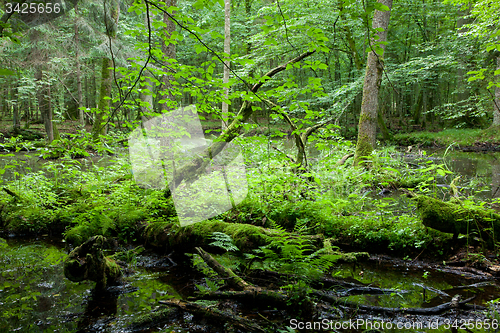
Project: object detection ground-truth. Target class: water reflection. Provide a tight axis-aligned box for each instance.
[492,158,500,199]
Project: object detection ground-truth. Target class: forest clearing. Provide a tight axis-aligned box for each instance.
[1,0,500,332]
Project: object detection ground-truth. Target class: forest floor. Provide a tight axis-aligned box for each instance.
[1,123,500,331]
[393,126,500,151]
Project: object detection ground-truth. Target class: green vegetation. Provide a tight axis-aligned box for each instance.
[1,0,500,330]
[394,128,500,147]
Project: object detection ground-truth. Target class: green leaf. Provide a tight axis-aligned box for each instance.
[373,3,390,11]
[0,68,15,76]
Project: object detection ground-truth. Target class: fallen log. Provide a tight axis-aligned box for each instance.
[415,196,500,243]
[315,292,483,315]
[194,247,315,318]
[159,299,266,332]
[189,289,290,306]
[141,219,323,252]
[195,247,254,291]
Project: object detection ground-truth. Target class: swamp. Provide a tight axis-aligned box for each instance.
[1,0,500,332]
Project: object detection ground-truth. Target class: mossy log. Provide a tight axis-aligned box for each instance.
[195,247,253,291]
[142,219,323,252]
[64,235,122,289]
[416,196,500,243]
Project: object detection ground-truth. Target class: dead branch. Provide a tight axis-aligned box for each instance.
[336,153,354,166]
[271,146,296,164]
[159,299,266,332]
[251,51,315,93]
[172,51,316,188]
[195,247,254,291]
[3,188,20,199]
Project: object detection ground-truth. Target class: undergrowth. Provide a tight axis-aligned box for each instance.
[0,133,487,257]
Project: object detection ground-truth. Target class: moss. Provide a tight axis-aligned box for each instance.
[318,214,436,253]
[128,308,175,330]
[336,251,369,262]
[64,235,122,289]
[175,220,275,251]
[353,134,373,166]
[65,207,115,245]
[415,196,500,243]
[141,219,286,252]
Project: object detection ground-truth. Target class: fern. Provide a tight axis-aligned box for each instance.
[209,232,239,252]
[195,277,222,294]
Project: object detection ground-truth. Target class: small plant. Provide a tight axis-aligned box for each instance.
[209,232,239,252]
[195,277,223,294]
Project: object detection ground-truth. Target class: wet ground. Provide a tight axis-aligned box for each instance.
[1,235,500,332]
[2,147,500,332]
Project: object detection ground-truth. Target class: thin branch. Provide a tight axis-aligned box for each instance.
[252,51,315,92]
[276,0,297,56]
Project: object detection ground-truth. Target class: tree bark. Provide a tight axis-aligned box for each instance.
[92,57,112,139]
[456,7,471,116]
[353,0,393,166]
[221,0,231,129]
[12,82,20,133]
[75,3,84,126]
[36,68,55,142]
[160,0,176,111]
[493,56,500,126]
[91,0,120,140]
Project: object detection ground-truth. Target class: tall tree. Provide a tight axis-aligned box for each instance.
[353,0,393,166]
[92,0,120,140]
[74,3,84,126]
[159,0,177,111]
[494,56,500,126]
[221,0,230,129]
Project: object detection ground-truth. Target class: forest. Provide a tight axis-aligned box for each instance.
[1,0,500,331]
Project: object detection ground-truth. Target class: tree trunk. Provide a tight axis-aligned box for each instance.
[12,82,20,133]
[492,159,500,199]
[171,52,314,188]
[91,0,120,140]
[75,3,84,127]
[139,13,155,121]
[92,57,112,139]
[221,0,231,129]
[160,0,176,111]
[456,7,471,116]
[36,68,54,142]
[493,56,500,126]
[353,0,393,166]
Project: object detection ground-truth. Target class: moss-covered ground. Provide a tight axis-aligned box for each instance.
[393,127,500,148]
[1,131,487,259]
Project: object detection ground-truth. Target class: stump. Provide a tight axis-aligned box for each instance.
[64,235,122,289]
